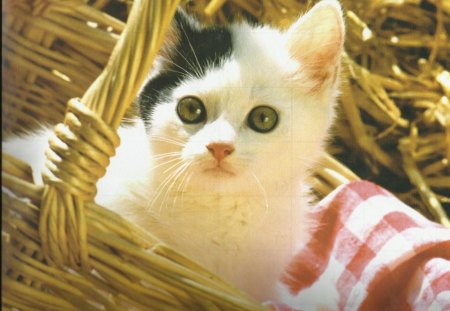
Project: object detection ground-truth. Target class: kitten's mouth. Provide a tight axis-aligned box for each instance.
[203,166,236,177]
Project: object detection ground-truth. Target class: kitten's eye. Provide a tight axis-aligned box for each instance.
[247,106,278,133]
[176,96,207,124]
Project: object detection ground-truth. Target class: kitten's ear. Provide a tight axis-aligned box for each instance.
[286,0,345,88]
[160,9,198,50]
[173,8,200,31]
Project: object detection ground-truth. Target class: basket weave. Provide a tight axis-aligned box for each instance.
[2,0,449,310]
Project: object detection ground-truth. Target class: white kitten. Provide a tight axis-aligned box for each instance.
[3,0,344,304]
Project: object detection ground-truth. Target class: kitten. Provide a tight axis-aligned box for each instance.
[3,0,344,304]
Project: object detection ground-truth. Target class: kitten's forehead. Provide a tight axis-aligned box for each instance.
[172,22,299,97]
[174,60,241,94]
[231,24,297,76]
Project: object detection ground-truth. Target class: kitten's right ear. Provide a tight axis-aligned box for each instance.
[174,9,199,30]
[286,0,345,90]
[159,9,197,53]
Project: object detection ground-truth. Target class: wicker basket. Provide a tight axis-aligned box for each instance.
[2,0,449,310]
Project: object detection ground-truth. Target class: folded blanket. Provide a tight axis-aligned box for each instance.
[269,181,450,311]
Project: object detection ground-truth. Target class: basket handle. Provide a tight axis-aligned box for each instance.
[39,0,180,268]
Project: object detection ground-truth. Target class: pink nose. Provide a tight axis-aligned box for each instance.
[206,143,235,162]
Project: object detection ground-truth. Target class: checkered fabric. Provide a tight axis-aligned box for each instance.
[269,181,450,311]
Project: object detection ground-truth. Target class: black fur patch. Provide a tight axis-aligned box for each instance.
[139,10,233,126]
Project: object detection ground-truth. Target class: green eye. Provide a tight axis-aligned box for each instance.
[247,106,278,133]
[176,96,207,124]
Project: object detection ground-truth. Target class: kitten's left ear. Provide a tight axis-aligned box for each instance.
[286,0,345,88]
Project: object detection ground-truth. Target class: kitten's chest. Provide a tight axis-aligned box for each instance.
[154,194,263,249]
[149,192,303,258]
[151,193,307,298]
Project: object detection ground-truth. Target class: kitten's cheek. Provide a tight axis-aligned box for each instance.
[181,142,207,161]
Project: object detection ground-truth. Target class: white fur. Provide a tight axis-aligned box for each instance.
[3,0,344,305]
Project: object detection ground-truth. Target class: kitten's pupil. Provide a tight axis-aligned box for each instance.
[260,113,269,123]
[188,104,200,115]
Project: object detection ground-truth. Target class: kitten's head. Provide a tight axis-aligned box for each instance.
[138,0,345,195]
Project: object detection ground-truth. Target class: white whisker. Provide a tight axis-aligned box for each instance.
[150,135,185,147]
[152,152,181,160]
[179,26,203,77]
[180,172,193,203]
[150,156,183,172]
[159,56,193,77]
[146,159,185,212]
[172,163,195,211]
[159,161,192,213]
[171,27,203,78]
[251,171,269,217]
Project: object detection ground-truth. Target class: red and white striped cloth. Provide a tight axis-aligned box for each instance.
[269,181,450,311]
